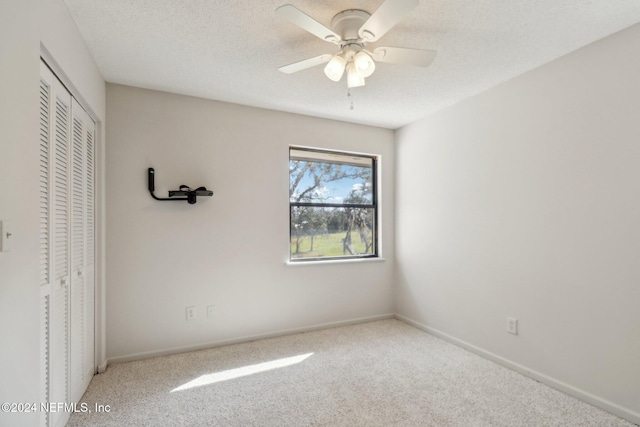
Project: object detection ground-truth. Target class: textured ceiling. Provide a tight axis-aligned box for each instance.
[64,0,640,129]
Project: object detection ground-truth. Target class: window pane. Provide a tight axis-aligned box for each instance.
[289,152,373,205]
[290,206,375,259]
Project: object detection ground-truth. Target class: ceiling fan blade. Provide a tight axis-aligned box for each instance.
[358,0,419,42]
[278,54,333,74]
[276,5,342,44]
[372,47,436,67]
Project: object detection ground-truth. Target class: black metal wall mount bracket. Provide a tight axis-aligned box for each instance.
[148,168,213,204]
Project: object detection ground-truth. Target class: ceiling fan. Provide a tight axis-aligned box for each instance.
[276,0,436,89]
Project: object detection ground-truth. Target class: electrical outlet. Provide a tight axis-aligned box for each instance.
[507,317,518,335]
[207,305,215,318]
[186,306,196,321]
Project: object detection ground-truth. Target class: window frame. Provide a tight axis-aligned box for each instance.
[289,146,379,262]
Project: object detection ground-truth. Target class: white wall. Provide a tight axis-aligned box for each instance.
[0,2,40,426]
[395,23,640,423]
[0,0,105,425]
[106,84,395,361]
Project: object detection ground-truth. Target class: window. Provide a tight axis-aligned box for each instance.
[289,147,378,261]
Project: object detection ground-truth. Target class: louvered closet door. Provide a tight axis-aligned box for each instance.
[39,62,54,427]
[46,64,72,427]
[69,99,96,402]
[39,59,96,427]
[69,98,85,403]
[83,113,96,385]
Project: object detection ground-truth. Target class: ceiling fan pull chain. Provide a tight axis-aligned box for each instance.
[347,88,355,110]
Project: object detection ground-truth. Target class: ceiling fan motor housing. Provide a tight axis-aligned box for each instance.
[331,10,371,43]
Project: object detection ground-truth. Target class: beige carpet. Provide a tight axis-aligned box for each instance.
[68,319,633,426]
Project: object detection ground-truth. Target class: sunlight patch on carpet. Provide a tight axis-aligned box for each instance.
[170,353,314,392]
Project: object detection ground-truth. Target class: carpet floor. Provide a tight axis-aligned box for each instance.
[68,319,633,426]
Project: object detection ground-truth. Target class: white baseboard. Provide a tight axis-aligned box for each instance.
[394,314,640,426]
[96,360,107,374]
[107,313,395,365]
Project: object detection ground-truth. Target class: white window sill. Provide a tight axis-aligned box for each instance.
[286,257,386,266]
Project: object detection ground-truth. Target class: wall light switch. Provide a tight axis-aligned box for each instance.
[0,221,11,252]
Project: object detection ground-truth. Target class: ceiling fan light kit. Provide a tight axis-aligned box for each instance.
[354,51,376,77]
[276,0,436,94]
[347,62,365,88]
[324,44,374,87]
[324,54,347,81]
